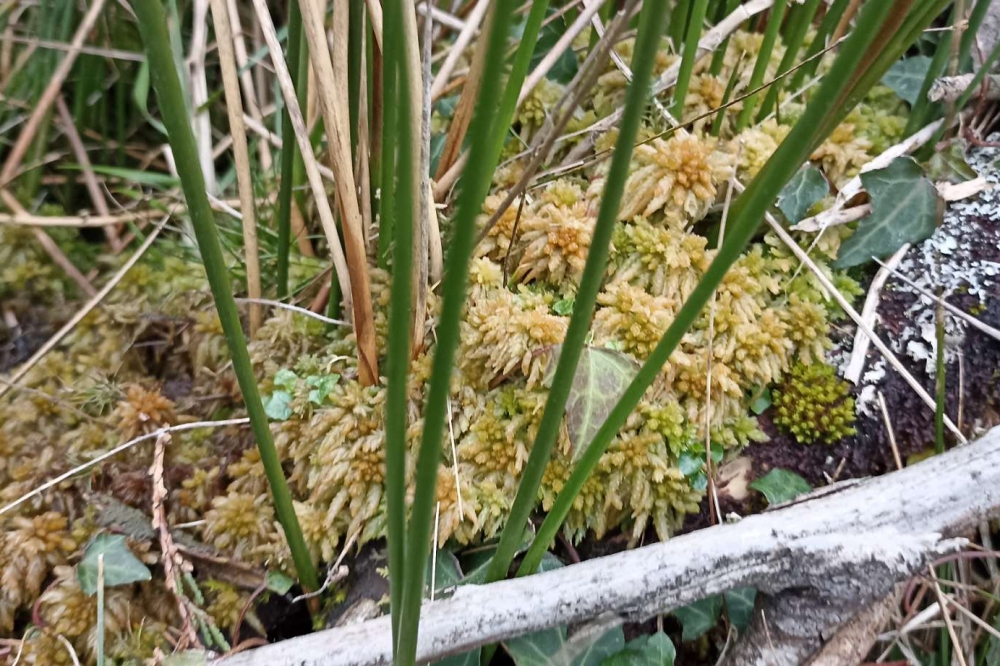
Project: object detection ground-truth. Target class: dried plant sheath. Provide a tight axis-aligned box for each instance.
[209,0,262,334]
[299,0,379,385]
[131,0,318,591]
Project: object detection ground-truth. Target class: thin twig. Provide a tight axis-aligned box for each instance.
[233,298,350,327]
[878,391,904,471]
[0,418,250,517]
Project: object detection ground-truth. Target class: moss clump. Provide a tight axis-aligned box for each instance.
[773,363,856,444]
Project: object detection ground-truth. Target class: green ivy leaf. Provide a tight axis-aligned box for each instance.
[601,632,676,666]
[835,157,942,268]
[506,623,625,666]
[273,368,299,392]
[546,346,640,457]
[529,9,578,84]
[749,468,812,506]
[426,549,464,598]
[882,56,932,105]
[927,142,977,183]
[777,165,828,223]
[677,451,703,477]
[673,595,723,642]
[263,391,293,421]
[265,570,295,595]
[77,534,151,595]
[724,587,757,631]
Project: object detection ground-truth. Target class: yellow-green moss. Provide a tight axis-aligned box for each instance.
[773,362,857,444]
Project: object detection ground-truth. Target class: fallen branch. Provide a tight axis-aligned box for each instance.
[216,426,1000,666]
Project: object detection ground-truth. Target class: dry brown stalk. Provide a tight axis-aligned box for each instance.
[210,0,263,334]
[299,0,379,385]
[0,0,107,188]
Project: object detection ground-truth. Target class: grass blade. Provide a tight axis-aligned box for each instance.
[484,0,673,586]
[734,0,789,131]
[671,0,710,118]
[131,0,318,591]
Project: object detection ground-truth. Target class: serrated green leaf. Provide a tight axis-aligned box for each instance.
[263,391,293,421]
[545,346,640,457]
[273,368,299,391]
[673,594,723,642]
[601,632,675,666]
[553,298,575,316]
[265,570,294,595]
[882,56,932,105]
[77,534,151,595]
[835,157,942,268]
[506,623,624,666]
[777,165,828,223]
[749,468,812,505]
[724,587,757,631]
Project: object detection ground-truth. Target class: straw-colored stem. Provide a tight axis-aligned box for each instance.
[299,0,379,385]
[210,0,261,334]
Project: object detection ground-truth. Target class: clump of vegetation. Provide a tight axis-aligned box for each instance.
[773,362,857,445]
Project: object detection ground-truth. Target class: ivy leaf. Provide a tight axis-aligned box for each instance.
[601,632,676,666]
[927,142,977,183]
[677,451,703,477]
[673,595,723,642]
[506,623,624,666]
[307,374,339,405]
[724,587,757,631]
[529,8,578,84]
[835,157,943,268]
[749,468,812,506]
[263,391,293,421]
[426,549,464,598]
[265,570,294,595]
[546,346,640,457]
[77,534,151,595]
[273,368,299,392]
[882,56,932,105]
[777,165,828,223]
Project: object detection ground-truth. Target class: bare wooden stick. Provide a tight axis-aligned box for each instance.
[299,0,379,385]
[0,0,107,188]
[210,0,262,334]
[215,426,1000,666]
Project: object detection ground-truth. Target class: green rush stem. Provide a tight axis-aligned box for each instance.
[790,0,850,91]
[906,7,953,136]
[922,34,1000,151]
[961,0,992,72]
[667,0,690,53]
[131,0,318,591]
[487,0,551,177]
[381,0,404,646]
[709,0,740,76]
[734,0,788,131]
[710,56,741,137]
[519,0,936,577]
[671,0,710,118]
[395,2,517,664]
[485,0,673,587]
[275,0,304,300]
[757,0,822,121]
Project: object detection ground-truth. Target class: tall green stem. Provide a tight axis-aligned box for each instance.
[734,0,788,131]
[485,0,672,586]
[671,0,710,118]
[274,0,304,300]
[394,2,517,664]
[757,0,822,121]
[132,0,318,591]
[789,0,849,90]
